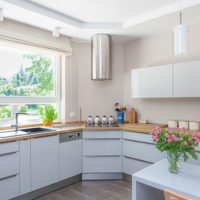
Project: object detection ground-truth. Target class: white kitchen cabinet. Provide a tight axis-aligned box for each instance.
[132,64,173,98]
[0,141,18,154]
[0,175,19,200]
[60,132,82,180]
[83,156,122,173]
[123,131,152,143]
[0,141,19,200]
[123,131,166,175]
[83,138,122,156]
[0,152,19,179]
[83,131,122,139]
[20,139,31,195]
[173,60,200,97]
[123,157,151,175]
[123,139,165,163]
[82,131,122,180]
[31,135,59,191]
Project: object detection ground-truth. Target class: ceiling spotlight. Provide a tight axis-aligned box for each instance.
[0,8,3,22]
[52,27,60,37]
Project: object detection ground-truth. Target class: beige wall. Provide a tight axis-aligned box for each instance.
[123,22,200,124]
[69,42,124,121]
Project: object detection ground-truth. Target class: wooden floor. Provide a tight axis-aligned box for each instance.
[36,180,131,200]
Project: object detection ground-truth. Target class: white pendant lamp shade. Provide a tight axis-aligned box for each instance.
[174,24,188,55]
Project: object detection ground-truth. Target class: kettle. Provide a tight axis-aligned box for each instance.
[87,115,94,124]
[94,115,101,124]
[102,115,108,124]
[108,115,115,124]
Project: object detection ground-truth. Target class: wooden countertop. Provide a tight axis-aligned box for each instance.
[0,123,166,143]
[0,126,83,143]
[122,123,167,134]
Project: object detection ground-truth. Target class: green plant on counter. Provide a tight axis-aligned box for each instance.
[38,105,58,126]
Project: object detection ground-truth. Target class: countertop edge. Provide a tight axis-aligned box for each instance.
[0,123,166,143]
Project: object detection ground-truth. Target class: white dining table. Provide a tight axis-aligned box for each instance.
[132,159,200,200]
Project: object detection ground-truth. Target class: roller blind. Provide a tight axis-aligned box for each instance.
[0,19,72,55]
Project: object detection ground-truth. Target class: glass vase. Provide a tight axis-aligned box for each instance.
[167,151,181,174]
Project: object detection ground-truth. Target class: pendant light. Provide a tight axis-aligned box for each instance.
[174,0,188,55]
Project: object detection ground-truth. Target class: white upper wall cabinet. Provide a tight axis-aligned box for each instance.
[173,60,200,97]
[131,64,173,98]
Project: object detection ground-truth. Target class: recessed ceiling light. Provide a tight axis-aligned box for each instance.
[52,27,60,37]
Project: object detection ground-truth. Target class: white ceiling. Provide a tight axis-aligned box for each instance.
[30,0,176,23]
[0,0,200,42]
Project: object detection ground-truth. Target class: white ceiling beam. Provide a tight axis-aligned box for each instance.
[123,0,200,28]
[2,0,84,28]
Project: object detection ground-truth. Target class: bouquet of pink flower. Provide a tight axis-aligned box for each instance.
[152,127,200,162]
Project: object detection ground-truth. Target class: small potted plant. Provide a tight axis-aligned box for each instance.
[38,105,58,126]
[151,127,200,173]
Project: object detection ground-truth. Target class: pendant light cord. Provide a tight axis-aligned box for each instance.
[179,0,182,24]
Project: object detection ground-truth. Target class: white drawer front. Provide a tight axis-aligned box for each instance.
[83,156,122,173]
[123,131,153,143]
[0,141,19,155]
[0,174,19,200]
[83,131,122,139]
[0,152,19,179]
[123,140,165,163]
[123,157,151,175]
[83,139,122,156]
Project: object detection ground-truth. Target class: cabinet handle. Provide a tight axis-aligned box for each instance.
[0,151,17,157]
[0,174,17,181]
[123,156,153,164]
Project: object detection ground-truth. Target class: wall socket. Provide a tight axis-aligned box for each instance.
[69,112,76,118]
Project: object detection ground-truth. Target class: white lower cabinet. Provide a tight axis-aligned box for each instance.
[60,137,82,180]
[20,139,31,195]
[0,141,20,200]
[31,135,59,191]
[0,152,19,179]
[83,138,122,156]
[83,156,122,173]
[0,174,20,200]
[123,157,151,175]
[123,131,166,175]
[82,131,122,179]
[123,139,165,163]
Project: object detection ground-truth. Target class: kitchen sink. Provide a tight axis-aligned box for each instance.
[20,127,54,134]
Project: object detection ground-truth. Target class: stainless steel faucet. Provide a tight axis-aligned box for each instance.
[11,112,30,131]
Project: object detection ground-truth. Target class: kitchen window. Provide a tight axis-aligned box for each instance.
[0,44,61,127]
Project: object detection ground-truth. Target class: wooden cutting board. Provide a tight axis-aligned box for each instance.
[122,123,167,134]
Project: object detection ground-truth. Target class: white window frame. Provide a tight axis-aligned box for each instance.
[0,49,61,125]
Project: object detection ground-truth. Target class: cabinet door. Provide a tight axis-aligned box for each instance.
[83,139,122,156]
[20,139,31,195]
[123,157,151,175]
[174,60,200,97]
[31,135,59,191]
[0,175,19,200]
[123,140,165,163]
[132,64,173,98]
[60,139,82,180]
[83,156,122,173]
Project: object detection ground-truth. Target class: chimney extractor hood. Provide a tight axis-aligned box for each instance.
[91,34,111,80]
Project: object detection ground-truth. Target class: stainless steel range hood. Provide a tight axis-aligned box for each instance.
[91,34,111,80]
